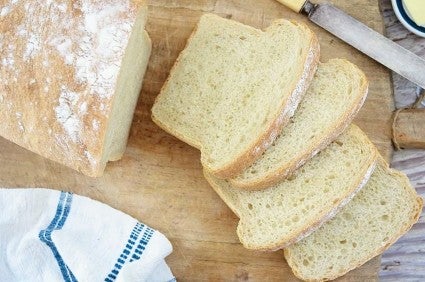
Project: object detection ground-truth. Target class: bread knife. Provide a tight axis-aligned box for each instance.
[276,0,425,89]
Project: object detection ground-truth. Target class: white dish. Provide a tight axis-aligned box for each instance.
[391,0,425,38]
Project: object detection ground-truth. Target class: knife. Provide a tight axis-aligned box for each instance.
[276,0,425,89]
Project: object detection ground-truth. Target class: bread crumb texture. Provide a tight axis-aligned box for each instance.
[152,14,319,176]
[205,125,378,251]
[231,59,368,189]
[284,158,423,281]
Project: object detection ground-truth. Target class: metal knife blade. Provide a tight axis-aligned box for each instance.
[303,2,425,89]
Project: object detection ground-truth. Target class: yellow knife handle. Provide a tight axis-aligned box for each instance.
[276,0,307,13]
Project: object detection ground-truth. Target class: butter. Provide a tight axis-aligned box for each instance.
[403,0,425,26]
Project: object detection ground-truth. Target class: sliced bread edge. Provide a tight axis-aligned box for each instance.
[204,19,320,179]
[230,59,369,190]
[205,125,379,251]
[283,157,423,281]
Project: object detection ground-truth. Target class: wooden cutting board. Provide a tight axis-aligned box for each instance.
[0,0,394,280]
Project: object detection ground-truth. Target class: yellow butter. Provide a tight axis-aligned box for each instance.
[403,0,425,26]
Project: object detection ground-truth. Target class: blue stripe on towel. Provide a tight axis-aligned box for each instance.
[39,192,77,282]
[105,222,146,281]
[130,226,154,262]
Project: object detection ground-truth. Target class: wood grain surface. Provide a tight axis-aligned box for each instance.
[0,0,395,280]
[379,0,425,280]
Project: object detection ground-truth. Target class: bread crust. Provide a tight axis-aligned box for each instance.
[0,1,148,177]
[239,142,378,251]
[152,16,320,178]
[230,60,369,190]
[283,158,423,281]
[205,125,379,251]
[205,24,320,179]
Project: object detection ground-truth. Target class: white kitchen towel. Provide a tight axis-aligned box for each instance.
[0,188,176,282]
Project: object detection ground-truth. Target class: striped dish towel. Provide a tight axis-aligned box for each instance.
[0,188,175,282]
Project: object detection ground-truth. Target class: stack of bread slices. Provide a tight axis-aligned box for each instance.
[152,14,423,281]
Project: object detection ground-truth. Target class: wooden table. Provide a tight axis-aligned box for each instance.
[379,0,425,280]
[0,0,397,280]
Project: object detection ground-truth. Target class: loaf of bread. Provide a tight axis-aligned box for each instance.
[284,157,423,281]
[205,125,377,251]
[230,59,368,190]
[0,0,151,176]
[152,13,319,179]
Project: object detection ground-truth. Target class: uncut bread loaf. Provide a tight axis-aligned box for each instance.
[152,13,320,178]
[0,0,151,176]
[204,125,378,251]
[231,59,368,190]
[284,157,423,281]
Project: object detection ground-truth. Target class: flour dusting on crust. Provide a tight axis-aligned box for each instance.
[0,0,143,175]
[55,86,82,143]
[43,0,133,144]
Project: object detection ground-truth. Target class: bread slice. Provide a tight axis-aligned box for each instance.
[230,59,368,190]
[152,13,320,178]
[0,0,151,176]
[204,125,378,251]
[284,157,423,281]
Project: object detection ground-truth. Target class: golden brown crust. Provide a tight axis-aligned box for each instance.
[283,158,424,281]
[152,17,321,179]
[204,24,321,179]
[236,131,378,251]
[205,125,380,252]
[285,198,423,282]
[230,62,369,190]
[0,0,147,177]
